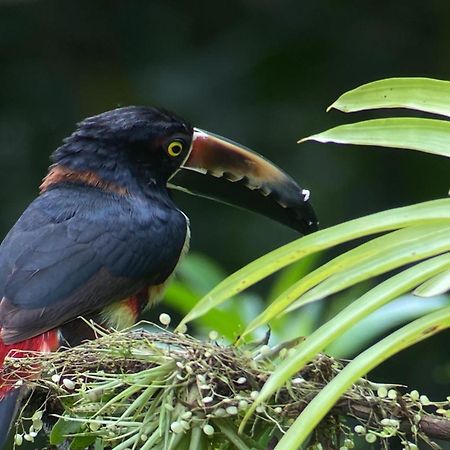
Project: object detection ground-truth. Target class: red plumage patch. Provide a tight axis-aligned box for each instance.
[0,329,60,398]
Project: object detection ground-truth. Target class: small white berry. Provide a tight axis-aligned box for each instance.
[170,421,184,434]
[14,434,23,446]
[260,345,271,355]
[236,377,247,384]
[159,313,171,326]
[387,389,397,399]
[23,434,34,442]
[208,330,219,340]
[214,408,226,417]
[238,400,249,410]
[203,424,215,436]
[62,378,75,390]
[226,406,238,415]
[377,386,388,398]
[89,422,101,432]
[32,411,43,420]
[51,374,61,383]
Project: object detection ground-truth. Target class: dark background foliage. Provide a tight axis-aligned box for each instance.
[0,0,448,403]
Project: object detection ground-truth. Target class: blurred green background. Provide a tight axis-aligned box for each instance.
[0,0,448,417]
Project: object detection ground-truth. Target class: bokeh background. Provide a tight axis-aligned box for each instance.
[0,0,449,438]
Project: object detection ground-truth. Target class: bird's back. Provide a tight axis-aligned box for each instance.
[0,183,188,344]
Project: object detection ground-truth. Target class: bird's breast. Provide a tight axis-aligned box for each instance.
[100,213,191,330]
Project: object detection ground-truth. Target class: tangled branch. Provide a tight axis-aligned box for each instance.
[2,325,449,449]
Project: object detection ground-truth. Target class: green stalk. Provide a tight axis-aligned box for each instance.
[274,306,450,449]
[216,420,253,450]
[177,199,450,329]
[240,253,450,430]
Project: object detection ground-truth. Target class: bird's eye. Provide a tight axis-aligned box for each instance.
[167,140,184,157]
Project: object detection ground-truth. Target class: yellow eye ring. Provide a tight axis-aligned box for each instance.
[167,140,184,157]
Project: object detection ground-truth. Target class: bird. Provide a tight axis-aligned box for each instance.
[0,106,317,445]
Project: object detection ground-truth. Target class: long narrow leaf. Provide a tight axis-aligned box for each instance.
[239,253,450,429]
[176,199,450,330]
[414,268,450,297]
[300,118,450,158]
[216,420,253,450]
[273,305,450,450]
[240,224,450,339]
[327,77,450,117]
[287,231,450,311]
[326,294,450,357]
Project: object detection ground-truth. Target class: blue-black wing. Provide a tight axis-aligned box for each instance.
[0,185,187,343]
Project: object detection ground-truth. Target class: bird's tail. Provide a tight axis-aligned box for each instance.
[0,330,60,448]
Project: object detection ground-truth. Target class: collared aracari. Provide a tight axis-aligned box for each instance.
[0,106,317,444]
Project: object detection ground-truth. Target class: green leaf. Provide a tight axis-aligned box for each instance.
[241,224,450,339]
[94,439,105,450]
[300,117,450,158]
[327,77,450,117]
[267,253,319,302]
[326,294,450,357]
[215,419,254,450]
[189,427,207,450]
[287,228,450,309]
[70,435,96,450]
[273,305,450,450]
[239,253,450,429]
[176,199,450,330]
[414,268,450,297]
[50,416,83,445]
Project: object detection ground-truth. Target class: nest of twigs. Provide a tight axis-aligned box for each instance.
[2,323,449,450]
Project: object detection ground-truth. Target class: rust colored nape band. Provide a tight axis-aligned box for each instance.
[40,165,129,196]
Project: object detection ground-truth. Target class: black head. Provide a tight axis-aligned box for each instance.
[48,106,318,234]
[52,106,194,191]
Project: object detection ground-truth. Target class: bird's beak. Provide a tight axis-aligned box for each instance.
[168,129,318,234]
